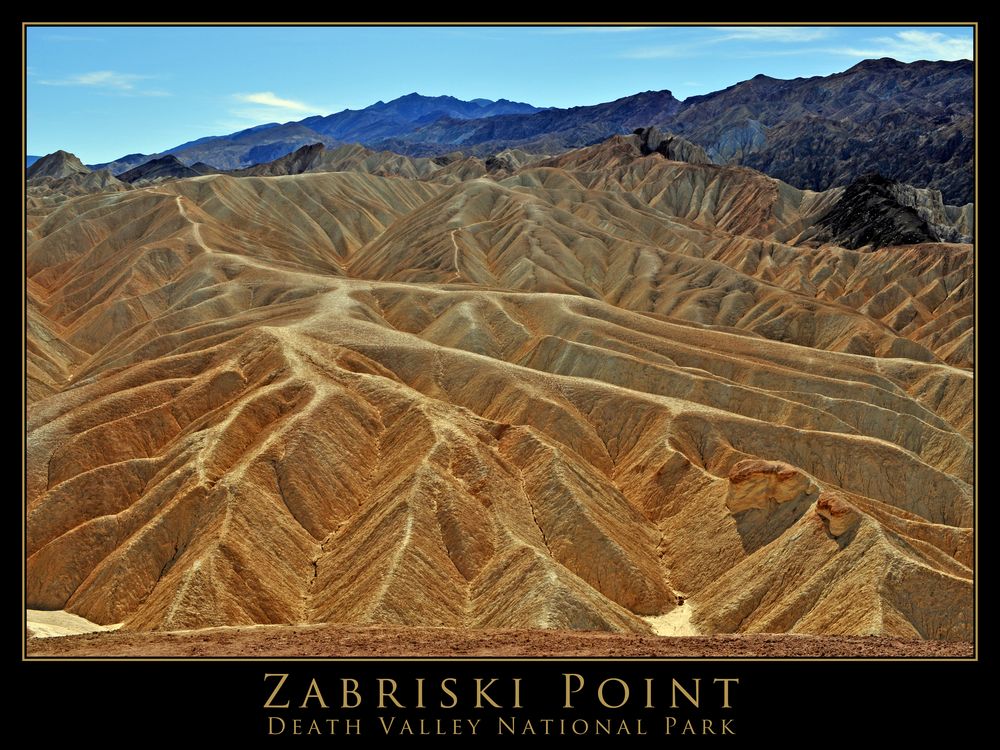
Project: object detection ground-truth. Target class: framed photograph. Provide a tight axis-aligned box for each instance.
[22,19,980,741]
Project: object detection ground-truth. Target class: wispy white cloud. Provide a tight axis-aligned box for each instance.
[620,27,972,68]
[41,70,140,89]
[711,27,832,43]
[233,91,314,112]
[826,30,972,61]
[621,26,832,59]
[38,70,169,96]
[228,91,329,126]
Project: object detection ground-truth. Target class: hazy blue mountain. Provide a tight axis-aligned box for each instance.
[90,94,541,174]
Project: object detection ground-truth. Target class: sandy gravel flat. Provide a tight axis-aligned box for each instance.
[643,601,700,636]
[26,609,122,639]
[25,622,972,658]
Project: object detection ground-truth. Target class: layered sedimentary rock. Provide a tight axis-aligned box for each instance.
[25,138,973,640]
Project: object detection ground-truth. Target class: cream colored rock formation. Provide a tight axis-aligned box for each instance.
[816,492,860,537]
[25,138,973,641]
[726,460,819,512]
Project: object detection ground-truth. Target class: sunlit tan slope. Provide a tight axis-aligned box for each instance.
[25,142,973,640]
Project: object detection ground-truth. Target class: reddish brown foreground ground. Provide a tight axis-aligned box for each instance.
[26,624,972,658]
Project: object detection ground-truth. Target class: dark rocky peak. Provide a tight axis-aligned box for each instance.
[632,127,710,164]
[844,57,908,74]
[815,173,946,250]
[117,154,202,183]
[27,150,90,180]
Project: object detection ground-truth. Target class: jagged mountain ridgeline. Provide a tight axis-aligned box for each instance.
[25,59,973,654]
[85,59,972,204]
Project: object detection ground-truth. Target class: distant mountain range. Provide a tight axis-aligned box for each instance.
[44,58,970,204]
[88,95,543,175]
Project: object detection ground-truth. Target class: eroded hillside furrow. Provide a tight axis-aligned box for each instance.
[25,149,973,641]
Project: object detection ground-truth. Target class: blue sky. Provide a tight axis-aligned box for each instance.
[26,25,974,164]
